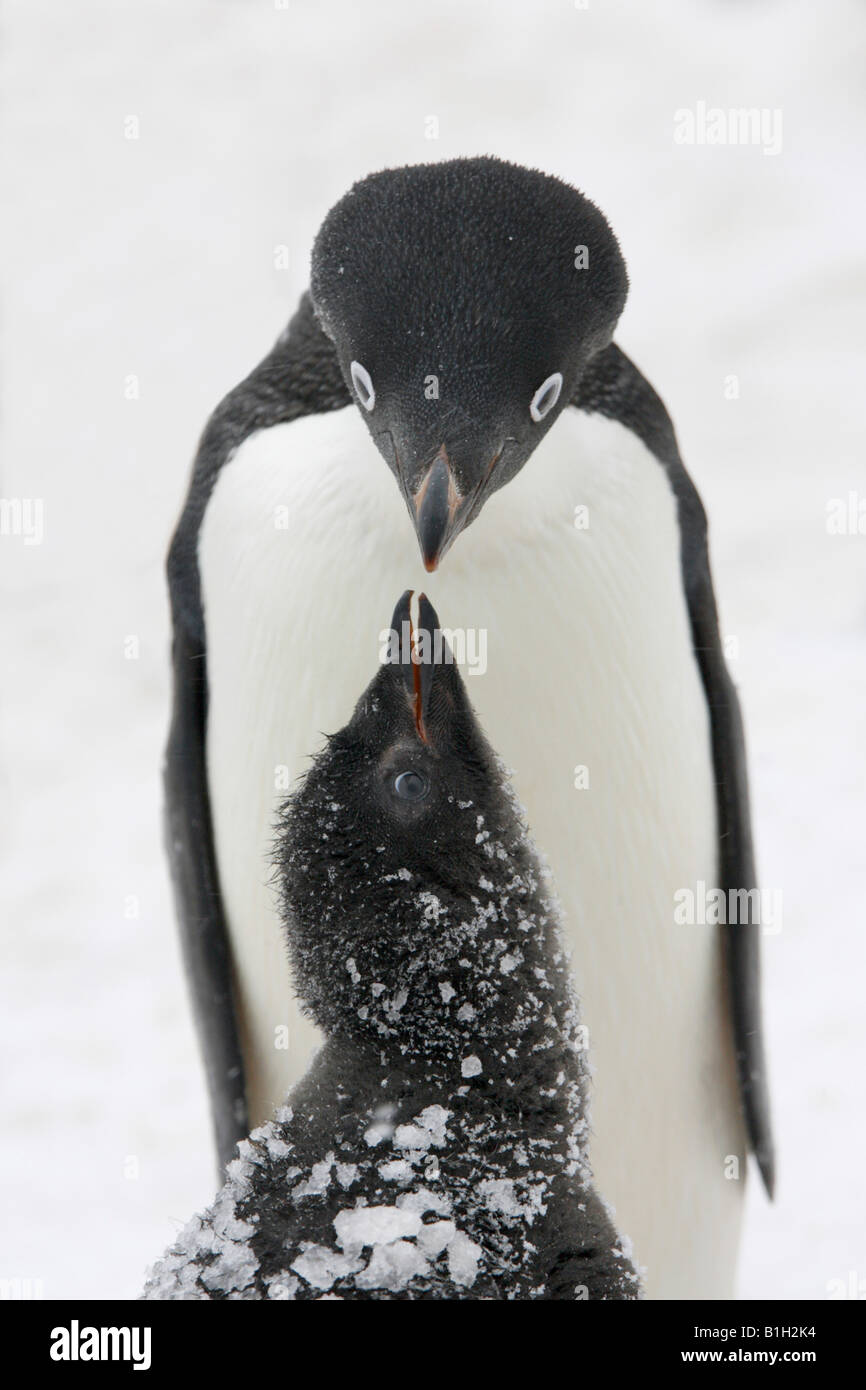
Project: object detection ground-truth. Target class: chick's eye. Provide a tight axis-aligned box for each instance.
[350,360,375,411]
[393,770,429,802]
[530,371,562,422]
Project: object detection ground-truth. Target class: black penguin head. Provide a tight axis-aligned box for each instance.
[311,156,628,570]
[275,592,531,1043]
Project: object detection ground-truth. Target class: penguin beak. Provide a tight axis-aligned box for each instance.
[412,447,466,572]
[404,439,506,571]
[390,589,449,744]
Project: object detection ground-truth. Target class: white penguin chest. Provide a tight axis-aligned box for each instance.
[199,403,745,1298]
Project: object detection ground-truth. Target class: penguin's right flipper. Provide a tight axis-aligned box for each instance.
[163,293,351,1174]
[164,607,248,1174]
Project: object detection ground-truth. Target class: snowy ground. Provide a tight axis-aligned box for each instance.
[1,0,864,1301]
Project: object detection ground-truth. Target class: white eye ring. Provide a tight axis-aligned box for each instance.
[530,372,563,422]
[350,360,375,412]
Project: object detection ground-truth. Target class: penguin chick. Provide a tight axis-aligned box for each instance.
[144,594,640,1301]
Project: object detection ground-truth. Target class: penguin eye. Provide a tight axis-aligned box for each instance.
[530,372,563,422]
[393,770,429,802]
[350,360,376,412]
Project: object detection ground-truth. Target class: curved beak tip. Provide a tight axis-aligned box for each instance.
[412,448,463,573]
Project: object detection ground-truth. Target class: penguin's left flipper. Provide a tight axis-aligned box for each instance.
[575,345,775,1198]
[685,540,776,1198]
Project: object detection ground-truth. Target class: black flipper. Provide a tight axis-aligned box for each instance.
[574,344,775,1197]
[165,293,349,1173]
[164,614,247,1172]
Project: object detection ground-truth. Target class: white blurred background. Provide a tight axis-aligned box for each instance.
[2,0,864,1300]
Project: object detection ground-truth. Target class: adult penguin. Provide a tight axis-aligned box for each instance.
[165,157,773,1299]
